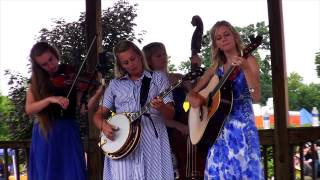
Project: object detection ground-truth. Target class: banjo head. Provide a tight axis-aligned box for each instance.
[100,114,131,154]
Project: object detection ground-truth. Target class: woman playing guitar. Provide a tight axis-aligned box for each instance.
[187,20,264,179]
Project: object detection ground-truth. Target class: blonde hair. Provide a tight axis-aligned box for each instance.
[142,42,167,71]
[113,40,150,78]
[210,20,243,68]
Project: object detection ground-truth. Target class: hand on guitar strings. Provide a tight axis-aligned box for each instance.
[187,90,206,108]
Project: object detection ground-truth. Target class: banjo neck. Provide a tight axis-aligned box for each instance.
[130,78,185,122]
[130,68,204,122]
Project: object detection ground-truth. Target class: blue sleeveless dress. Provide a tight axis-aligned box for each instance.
[204,67,264,180]
[28,65,87,180]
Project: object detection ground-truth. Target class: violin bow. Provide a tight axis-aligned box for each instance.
[66,35,97,98]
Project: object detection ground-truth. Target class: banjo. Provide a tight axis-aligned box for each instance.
[99,68,204,160]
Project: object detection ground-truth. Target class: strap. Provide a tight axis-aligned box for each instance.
[139,72,158,138]
[140,72,152,107]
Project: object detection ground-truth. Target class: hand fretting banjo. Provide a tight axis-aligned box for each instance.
[99,68,204,159]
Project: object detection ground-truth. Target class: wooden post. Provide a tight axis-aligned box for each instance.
[85,0,103,179]
[267,0,292,179]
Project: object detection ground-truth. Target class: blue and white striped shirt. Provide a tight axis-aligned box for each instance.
[102,70,174,180]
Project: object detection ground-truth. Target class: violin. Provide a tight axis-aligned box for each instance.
[50,64,101,92]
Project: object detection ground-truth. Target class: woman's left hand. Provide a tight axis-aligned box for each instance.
[231,56,244,66]
[232,56,249,69]
[150,96,164,109]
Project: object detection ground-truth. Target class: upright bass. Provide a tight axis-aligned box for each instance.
[185,15,207,180]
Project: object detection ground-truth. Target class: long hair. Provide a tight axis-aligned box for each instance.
[210,20,243,68]
[142,42,167,71]
[29,41,60,137]
[113,40,150,79]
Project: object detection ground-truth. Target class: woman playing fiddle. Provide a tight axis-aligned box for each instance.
[25,41,88,180]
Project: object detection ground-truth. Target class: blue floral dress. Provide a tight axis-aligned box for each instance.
[205,67,264,180]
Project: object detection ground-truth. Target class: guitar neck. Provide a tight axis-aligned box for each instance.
[209,66,236,96]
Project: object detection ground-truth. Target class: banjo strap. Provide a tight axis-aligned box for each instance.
[140,72,152,107]
[140,72,158,138]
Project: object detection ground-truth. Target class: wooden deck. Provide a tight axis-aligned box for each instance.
[1,126,319,180]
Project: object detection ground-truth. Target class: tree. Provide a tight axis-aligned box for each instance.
[315,50,320,78]
[287,72,320,111]
[4,1,142,140]
[0,95,13,140]
[4,70,32,140]
[38,1,144,68]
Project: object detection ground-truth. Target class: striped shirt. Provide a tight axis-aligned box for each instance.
[102,70,174,180]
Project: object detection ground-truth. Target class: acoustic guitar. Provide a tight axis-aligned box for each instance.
[188,35,263,148]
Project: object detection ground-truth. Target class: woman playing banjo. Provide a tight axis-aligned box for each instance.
[93,40,175,180]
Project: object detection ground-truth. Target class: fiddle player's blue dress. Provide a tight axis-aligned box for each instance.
[205,67,264,180]
[28,64,87,180]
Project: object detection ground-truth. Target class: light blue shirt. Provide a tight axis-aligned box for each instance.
[102,70,174,180]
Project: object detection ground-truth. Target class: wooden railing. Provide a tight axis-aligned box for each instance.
[1,127,320,180]
[259,127,320,180]
[0,140,30,180]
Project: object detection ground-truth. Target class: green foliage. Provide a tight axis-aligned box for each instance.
[4,70,32,140]
[315,50,320,78]
[288,72,320,111]
[0,95,13,140]
[101,1,145,50]
[168,58,177,72]
[261,146,275,179]
[37,1,143,70]
[3,1,141,140]
[236,22,272,104]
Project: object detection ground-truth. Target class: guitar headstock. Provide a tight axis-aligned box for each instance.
[183,67,205,81]
[242,35,263,58]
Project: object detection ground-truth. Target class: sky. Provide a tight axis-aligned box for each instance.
[1,0,320,96]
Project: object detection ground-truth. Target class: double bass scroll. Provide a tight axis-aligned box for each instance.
[185,15,206,180]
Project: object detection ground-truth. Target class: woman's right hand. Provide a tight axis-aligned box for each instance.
[49,96,69,109]
[187,90,205,108]
[101,121,119,140]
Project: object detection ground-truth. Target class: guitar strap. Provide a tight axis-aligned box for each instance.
[140,71,158,138]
